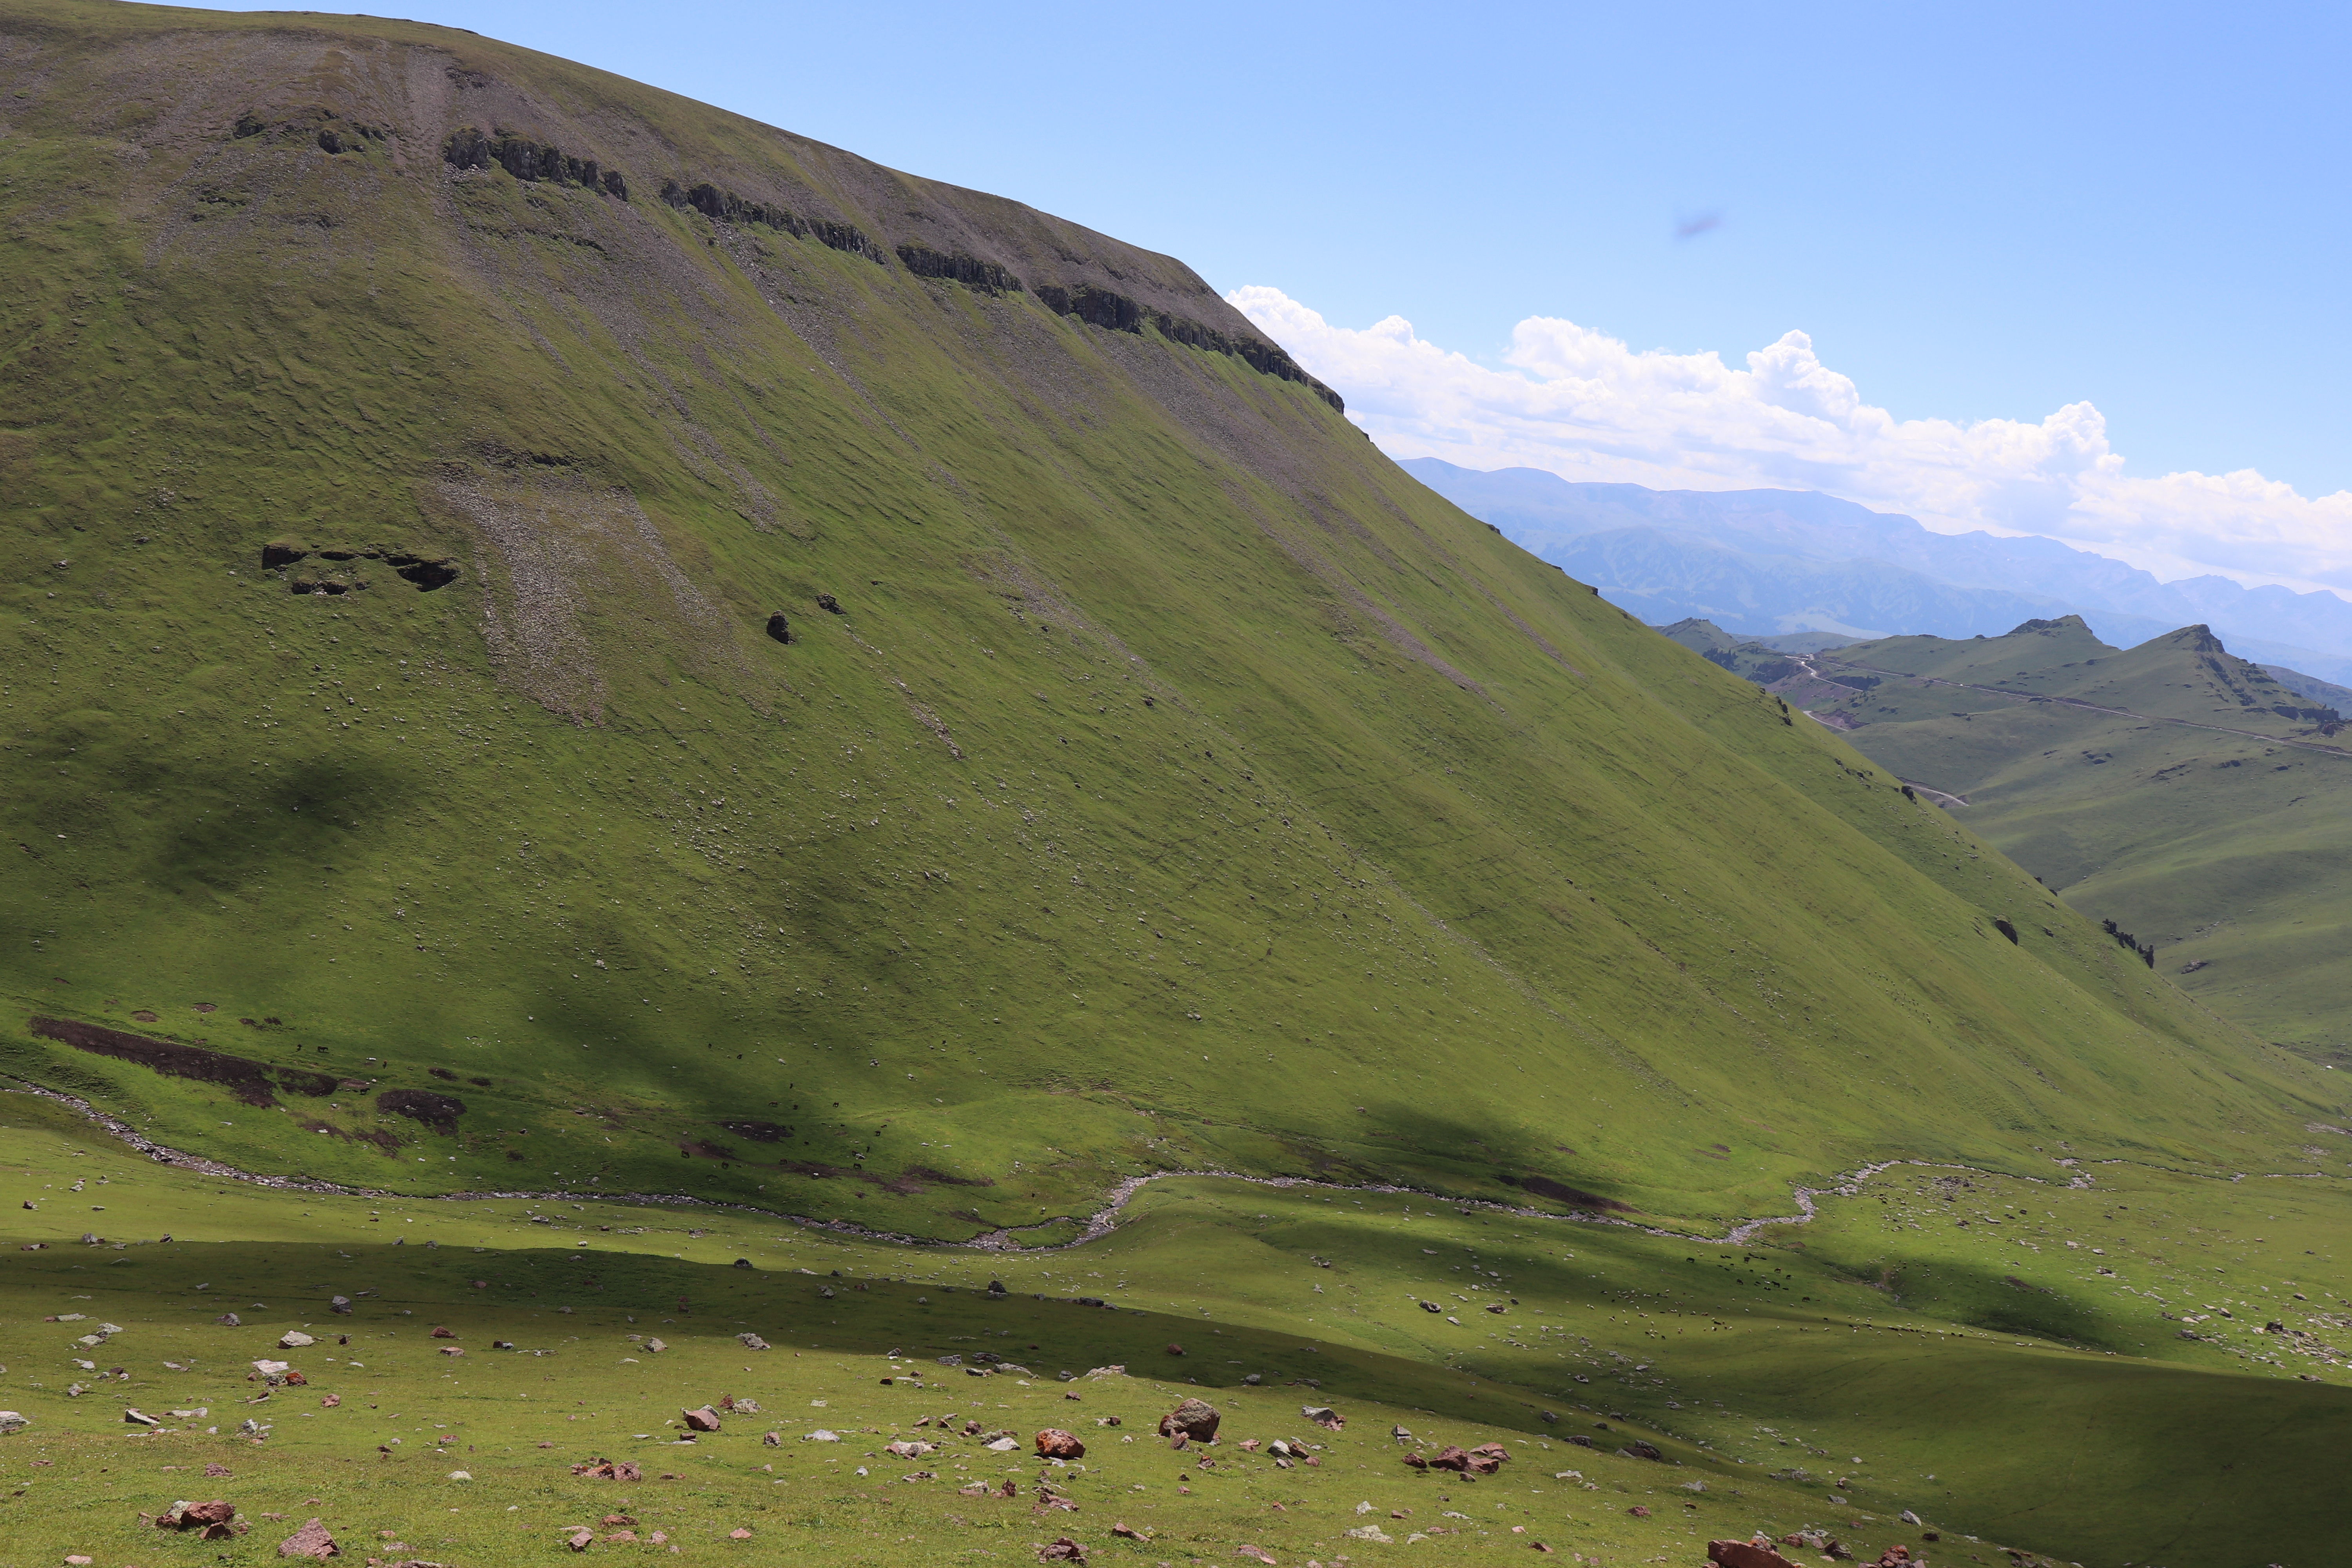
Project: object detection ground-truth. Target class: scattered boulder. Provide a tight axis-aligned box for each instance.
[279,1331,316,1349]
[738,1333,769,1350]
[682,1406,722,1433]
[156,1499,238,1538]
[124,1408,160,1426]
[217,1313,242,1327]
[1301,1405,1343,1430]
[1034,1428,1085,1459]
[570,1459,642,1481]
[884,1440,936,1459]
[728,1527,752,1540]
[1037,1539,1084,1563]
[1164,1342,1185,1356]
[645,1338,667,1354]
[817,593,844,615]
[1343,1526,1394,1544]
[1158,1397,1220,1442]
[276,1517,338,1558]
[1710,1543,1803,1568]
[1619,1440,1663,1462]
[762,1431,780,1447]
[566,1529,594,1552]
[1110,1522,1144,1539]
[429,1327,456,1339]
[764,613,792,645]
[1466,1443,1510,1474]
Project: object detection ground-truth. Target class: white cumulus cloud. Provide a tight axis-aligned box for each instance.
[1229,286,2352,595]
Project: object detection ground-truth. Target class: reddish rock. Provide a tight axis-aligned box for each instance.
[157,1499,239,1539]
[276,1517,338,1558]
[604,1531,639,1545]
[1425,1446,1472,1473]
[1709,1541,1802,1568]
[1110,1523,1143,1539]
[614,1461,641,1481]
[1626,1506,1651,1518]
[1165,1343,1185,1356]
[1157,1398,1220,1442]
[1038,1539,1085,1563]
[1466,1442,1510,1475]
[566,1528,593,1551]
[1402,1451,1430,1470]
[1034,1428,1085,1459]
[728,1528,752,1540]
[682,1406,722,1433]
[204,1464,232,1479]
[429,1327,456,1339]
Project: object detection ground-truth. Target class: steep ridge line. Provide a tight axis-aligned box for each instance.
[4,1072,2111,1260]
[1795,653,2352,759]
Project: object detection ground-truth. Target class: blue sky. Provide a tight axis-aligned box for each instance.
[206,1,2352,583]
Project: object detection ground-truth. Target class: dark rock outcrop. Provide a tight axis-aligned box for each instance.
[897,244,1023,294]
[27,1015,339,1107]
[658,178,886,263]
[375,1087,466,1133]
[764,612,792,644]
[444,127,626,199]
[717,1119,792,1142]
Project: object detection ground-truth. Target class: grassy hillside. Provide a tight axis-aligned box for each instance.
[3,2,2334,1247]
[1771,617,2352,1058]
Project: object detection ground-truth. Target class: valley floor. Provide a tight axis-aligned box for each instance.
[2,1090,2348,1567]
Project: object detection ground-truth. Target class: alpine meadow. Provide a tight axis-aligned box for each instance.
[2,7,2349,1568]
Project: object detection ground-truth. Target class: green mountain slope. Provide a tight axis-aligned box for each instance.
[1782,617,2352,1056]
[0,0,2335,1243]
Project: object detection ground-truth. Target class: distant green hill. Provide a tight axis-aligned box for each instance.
[0,0,2332,1244]
[1773,617,2352,1057]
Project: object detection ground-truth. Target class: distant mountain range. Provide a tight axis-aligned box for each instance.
[1404,458,2352,686]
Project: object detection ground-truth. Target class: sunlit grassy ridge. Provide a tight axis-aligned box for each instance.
[1767,616,2352,1059]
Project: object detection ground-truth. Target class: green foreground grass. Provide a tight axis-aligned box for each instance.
[4,1089,2350,1567]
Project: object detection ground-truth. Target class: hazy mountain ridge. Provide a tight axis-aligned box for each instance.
[1406,457,2352,682]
